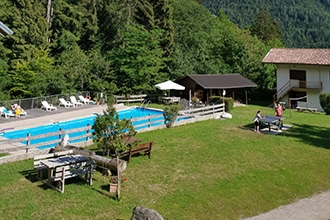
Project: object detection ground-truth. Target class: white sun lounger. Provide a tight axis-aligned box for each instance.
[0,106,16,118]
[79,95,96,105]
[41,101,57,111]
[70,96,83,106]
[59,98,74,108]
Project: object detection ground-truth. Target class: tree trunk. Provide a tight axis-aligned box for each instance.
[116,151,120,200]
[55,145,127,173]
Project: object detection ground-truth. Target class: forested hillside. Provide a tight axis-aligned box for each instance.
[202,0,330,48]
[0,0,277,101]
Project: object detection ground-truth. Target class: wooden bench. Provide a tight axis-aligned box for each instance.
[296,101,317,113]
[120,142,153,163]
[296,106,317,113]
[33,150,74,179]
[51,160,94,193]
[115,94,147,104]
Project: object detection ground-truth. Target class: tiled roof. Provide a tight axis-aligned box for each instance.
[182,74,257,89]
[262,48,330,65]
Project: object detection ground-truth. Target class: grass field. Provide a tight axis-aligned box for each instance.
[0,104,329,220]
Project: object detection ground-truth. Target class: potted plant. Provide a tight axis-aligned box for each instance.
[93,97,99,105]
[163,105,180,128]
[109,176,127,193]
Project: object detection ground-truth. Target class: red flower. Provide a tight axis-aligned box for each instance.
[109,176,127,184]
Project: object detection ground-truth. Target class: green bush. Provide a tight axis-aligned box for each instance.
[319,93,330,115]
[208,96,234,113]
[163,105,180,128]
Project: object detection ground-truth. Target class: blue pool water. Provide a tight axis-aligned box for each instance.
[1,107,164,150]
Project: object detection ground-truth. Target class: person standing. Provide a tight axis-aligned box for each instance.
[253,110,263,132]
[275,103,284,130]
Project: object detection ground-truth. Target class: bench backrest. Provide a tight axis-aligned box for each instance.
[133,142,153,152]
[33,150,74,167]
[54,150,74,157]
[34,153,56,167]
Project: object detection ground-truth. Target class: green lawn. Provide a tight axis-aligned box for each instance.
[0,104,329,220]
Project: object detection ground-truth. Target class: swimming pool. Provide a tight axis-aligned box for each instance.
[1,107,164,150]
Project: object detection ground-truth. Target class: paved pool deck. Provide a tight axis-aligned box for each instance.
[0,104,129,131]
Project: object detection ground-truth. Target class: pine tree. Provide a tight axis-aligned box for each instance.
[249,8,283,47]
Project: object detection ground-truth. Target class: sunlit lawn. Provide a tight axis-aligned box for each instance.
[0,104,329,219]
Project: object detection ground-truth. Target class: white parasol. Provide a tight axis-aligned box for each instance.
[155,80,185,95]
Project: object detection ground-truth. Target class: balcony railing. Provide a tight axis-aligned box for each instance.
[289,80,322,90]
[273,80,322,102]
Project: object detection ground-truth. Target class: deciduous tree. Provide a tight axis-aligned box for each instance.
[93,101,137,200]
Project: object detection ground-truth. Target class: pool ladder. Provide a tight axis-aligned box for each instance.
[140,99,151,109]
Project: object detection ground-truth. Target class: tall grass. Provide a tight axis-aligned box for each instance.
[0,104,329,220]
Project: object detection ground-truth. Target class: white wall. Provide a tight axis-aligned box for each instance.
[276,64,330,112]
[276,64,290,89]
[320,66,330,93]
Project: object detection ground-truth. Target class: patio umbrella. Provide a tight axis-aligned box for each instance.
[155,80,185,96]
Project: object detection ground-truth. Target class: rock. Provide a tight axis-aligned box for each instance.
[131,206,164,220]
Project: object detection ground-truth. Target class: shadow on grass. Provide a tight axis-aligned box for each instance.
[19,169,40,183]
[283,122,330,150]
[91,184,118,200]
[240,122,330,149]
[19,169,99,191]
[239,123,270,132]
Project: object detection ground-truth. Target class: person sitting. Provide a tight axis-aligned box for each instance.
[15,105,22,118]
[11,104,26,118]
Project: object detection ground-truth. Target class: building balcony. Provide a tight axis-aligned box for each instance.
[289,80,322,91]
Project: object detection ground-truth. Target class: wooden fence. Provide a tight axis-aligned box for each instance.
[178,103,225,119]
[114,94,147,103]
[0,104,224,153]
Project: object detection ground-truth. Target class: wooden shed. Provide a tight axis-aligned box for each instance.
[175,74,257,104]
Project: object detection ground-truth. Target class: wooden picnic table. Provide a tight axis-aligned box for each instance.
[40,154,93,193]
[160,96,180,104]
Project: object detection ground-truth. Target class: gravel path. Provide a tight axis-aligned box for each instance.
[243,190,330,220]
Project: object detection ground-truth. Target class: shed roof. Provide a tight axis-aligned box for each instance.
[179,74,257,89]
[262,48,330,65]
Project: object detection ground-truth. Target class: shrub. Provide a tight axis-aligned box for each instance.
[163,105,180,128]
[208,96,234,113]
[319,93,330,115]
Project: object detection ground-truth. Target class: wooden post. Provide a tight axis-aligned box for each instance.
[148,114,151,128]
[26,133,30,153]
[245,89,248,105]
[86,123,90,141]
[60,167,65,193]
[89,161,93,186]
[59,128,62,144]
